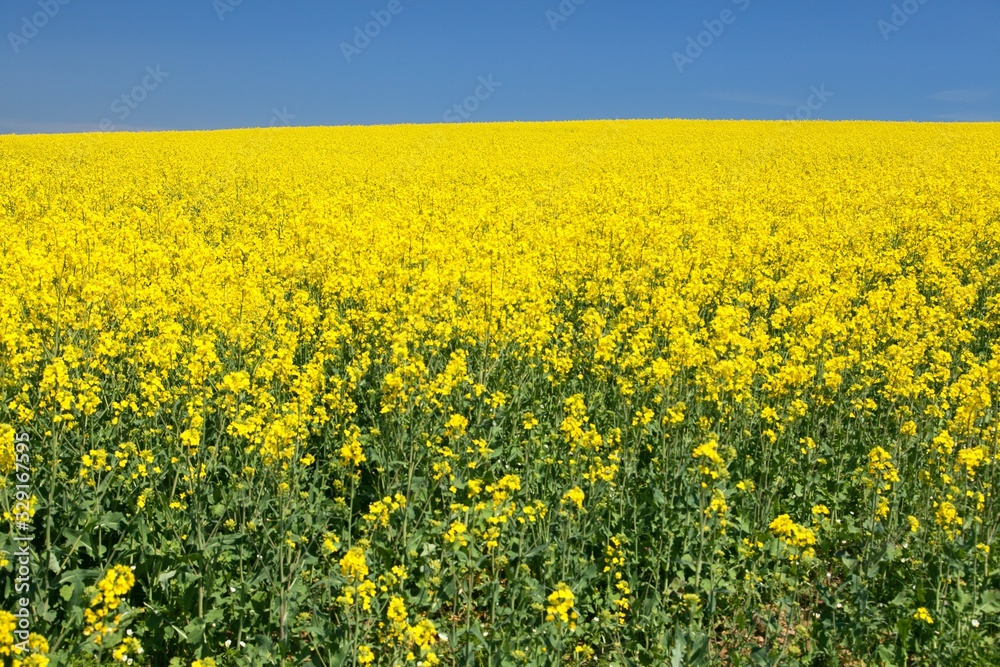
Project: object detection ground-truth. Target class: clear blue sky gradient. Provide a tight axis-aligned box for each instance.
[1,0,998,134]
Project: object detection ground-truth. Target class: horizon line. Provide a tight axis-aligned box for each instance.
[2,116,998,138]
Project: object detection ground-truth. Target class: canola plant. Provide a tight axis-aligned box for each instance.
[1,120,999,665]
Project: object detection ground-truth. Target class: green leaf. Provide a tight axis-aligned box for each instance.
[183,618,205,645]
[978,589,1000,614]
[48,550,62,574]
[157,569,177,591]
[205,608,225,624]
[670,632,686,667]
[955,587,972,611]
[876,644,896,666]
[60,568,98,587]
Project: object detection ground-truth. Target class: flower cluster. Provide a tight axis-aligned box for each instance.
[83,566,136,646]
[769,514,818,560]
[545,583,578,630]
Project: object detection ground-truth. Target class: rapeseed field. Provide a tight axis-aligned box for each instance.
[1,120,999,665]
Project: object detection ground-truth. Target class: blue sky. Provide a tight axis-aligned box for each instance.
[1,0,998,133]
